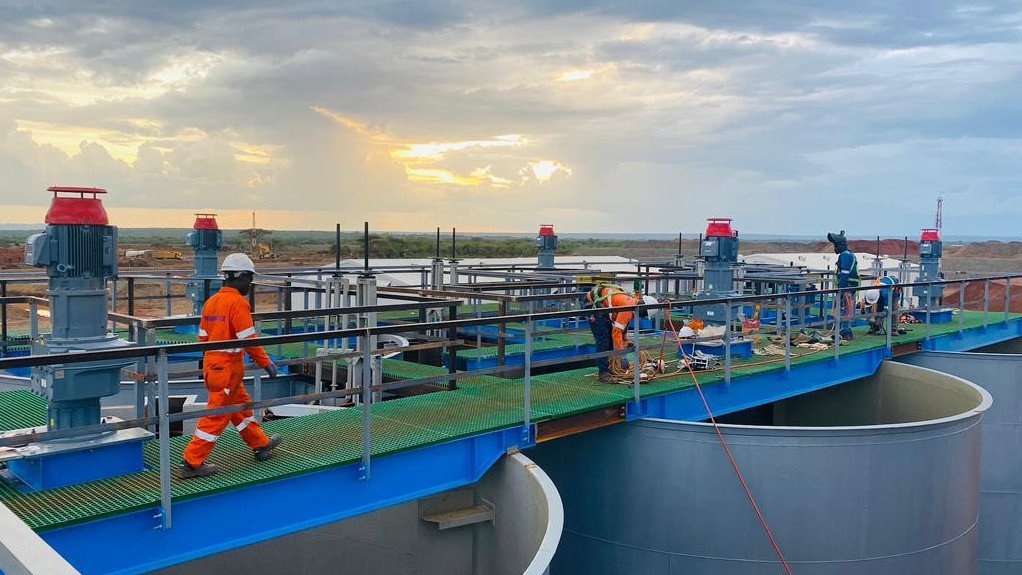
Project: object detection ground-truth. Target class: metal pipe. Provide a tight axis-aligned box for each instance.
[984,279,990,326]
[498,301,508,367]
[959,280,966,334]
[164,278,172,316]
[1006,278,1011,322]
[1,281,7,357]
[524,316,532,427]
[724,301,732,388]
[253,372,262,423]
[127,277,135,316]
[834,288,842,360]
[886,287,894,351]
[447,304,458,390]
[363,222,370,273]
[29,301,38,341]
[157,350,172,529]
[784,295,791,372]
[360,331,372,481]
[335,223,341,270]
[633,307,641,403]
[925,281,933,342]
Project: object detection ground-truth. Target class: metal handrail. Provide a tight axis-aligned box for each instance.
[0,271,1016,531]
[0,274,1017,370]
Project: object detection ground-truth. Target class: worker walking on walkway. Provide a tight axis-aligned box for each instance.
[180,253,281,479]
[828,231,859,341]
[583,284,655,383]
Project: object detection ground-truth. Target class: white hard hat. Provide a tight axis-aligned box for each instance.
[864,289,880,305]
[641,295,659,318]
[221,252,256,273]
[679,326,696,338]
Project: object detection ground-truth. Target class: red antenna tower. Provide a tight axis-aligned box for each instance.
[935,195,943,231]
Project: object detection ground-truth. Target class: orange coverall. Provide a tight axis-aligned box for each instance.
[586,285,637,350]
[183,286,272,467]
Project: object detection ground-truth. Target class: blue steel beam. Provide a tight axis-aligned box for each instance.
[627,347,890,422]
[41,425,535,575]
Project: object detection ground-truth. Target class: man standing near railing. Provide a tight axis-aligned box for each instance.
[179,252,281,479]
[828,231,859,341]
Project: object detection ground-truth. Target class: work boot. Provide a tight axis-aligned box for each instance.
[840,330,854,342]
[178,462,219,479]
[254,434,282,462]
[596,373,617,384]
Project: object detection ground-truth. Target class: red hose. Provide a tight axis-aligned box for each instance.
[665,306,795,575]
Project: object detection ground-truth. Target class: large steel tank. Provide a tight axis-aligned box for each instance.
[529,361,990,575]
[903,347,1022,575]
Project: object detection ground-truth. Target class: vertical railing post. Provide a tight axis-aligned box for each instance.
[447,304,458,390]
[925,281,933,343]
[524,315,532,428]
[111,278,119,328]
[165,278,173,316]
[984,279,990,327]
[474,298,482,352]
[156,350,172,529]
[283,278,293,335]
[834,288,842,361]
[302,289,310,358]
[360,330,372,481]
[135,328,149,421]
[0,281,7,357]
[127,277,136,317]
[633,303,641,403]
[29,301,39,341]
[886,287,894,352]
[497,301,508,368]
[1005,278,1011,323]
[253,372,263,423]
[784,295,791,372]
[959,280,966,334]
[145,329,157,434]
[724,301,732,389]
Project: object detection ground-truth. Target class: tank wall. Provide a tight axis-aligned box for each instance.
[473,452,563,575]
[901,349,1022,575]
[529,361,988,575]
[152,452,561,575]
[774,360,984,427]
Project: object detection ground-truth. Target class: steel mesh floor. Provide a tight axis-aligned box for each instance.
[0,390,47,432]
[0,311,1012,531]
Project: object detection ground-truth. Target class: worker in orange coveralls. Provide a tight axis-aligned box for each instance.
[179,253,281,479]
[584,284,643,384]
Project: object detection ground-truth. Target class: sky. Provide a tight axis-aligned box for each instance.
[1,1,1021,236]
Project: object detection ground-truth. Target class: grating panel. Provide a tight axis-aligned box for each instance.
[0,390,47,432]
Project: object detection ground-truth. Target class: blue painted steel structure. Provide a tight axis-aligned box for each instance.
[7,439,147,492]
[41,425,534,575]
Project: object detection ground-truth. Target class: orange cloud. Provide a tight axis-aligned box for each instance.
[311,106,569,189]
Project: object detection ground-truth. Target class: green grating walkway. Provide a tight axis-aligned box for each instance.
[0,390,47,432]
[0,311,1014,531]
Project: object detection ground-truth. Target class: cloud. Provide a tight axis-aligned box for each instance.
[0,1,1020,235]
